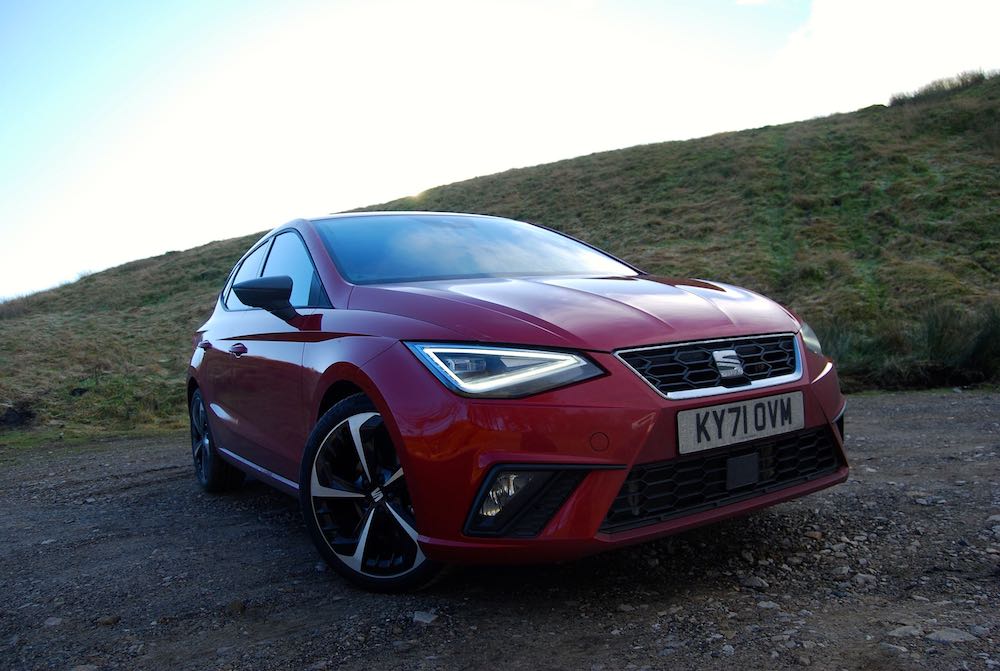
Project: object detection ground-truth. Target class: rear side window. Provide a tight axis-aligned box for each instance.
[224,243,269,310]
[261,232,331,308]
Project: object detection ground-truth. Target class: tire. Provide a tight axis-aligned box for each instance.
[299,393,442,592]
[189,389,245,492]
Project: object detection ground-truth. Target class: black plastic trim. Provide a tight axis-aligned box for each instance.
[463,463,624,538]
[600,427,843,534]
[833,403,847,443]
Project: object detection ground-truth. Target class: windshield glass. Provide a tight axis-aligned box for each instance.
[314,214,637,284]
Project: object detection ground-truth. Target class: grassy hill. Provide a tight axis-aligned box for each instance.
[2,74,998,446]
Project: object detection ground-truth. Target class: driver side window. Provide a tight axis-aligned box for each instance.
[261,232,331,308]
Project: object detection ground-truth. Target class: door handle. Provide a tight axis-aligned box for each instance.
[228,343,248,357]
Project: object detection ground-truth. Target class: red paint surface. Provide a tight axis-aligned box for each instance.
[189,216,847,563]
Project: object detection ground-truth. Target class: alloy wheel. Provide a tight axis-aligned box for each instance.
[309,412,426,579]
[190,394,211,484]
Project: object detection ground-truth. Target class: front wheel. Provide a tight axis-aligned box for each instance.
[300,394,441,591]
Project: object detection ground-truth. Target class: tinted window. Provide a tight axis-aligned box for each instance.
[225,243,269,309]
[261,232,330,308]
[314,214,636,284]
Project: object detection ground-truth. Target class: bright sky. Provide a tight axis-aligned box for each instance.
[1,0,997,299]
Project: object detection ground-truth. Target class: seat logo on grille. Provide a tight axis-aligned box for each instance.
[712,349,744,378]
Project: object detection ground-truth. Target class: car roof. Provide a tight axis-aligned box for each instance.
[305,211,508,223]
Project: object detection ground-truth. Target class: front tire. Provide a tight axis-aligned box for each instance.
[189,389,244,492]
[300,393,441,592]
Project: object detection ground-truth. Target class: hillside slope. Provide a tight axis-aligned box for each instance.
[2,76,998,443]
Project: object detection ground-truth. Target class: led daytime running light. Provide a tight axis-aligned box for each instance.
[421,346,584,393]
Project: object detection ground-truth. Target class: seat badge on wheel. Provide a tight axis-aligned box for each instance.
[712,349,744,378]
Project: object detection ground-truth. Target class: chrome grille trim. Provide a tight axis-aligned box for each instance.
[615,333,803,400]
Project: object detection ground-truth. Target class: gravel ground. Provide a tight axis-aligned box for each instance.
[1,390,998,671]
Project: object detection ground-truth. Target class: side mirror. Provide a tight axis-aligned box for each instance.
[233,276,297,321]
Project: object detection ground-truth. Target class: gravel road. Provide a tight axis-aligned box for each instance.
[1,390,998,671]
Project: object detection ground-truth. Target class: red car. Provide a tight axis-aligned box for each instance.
[187,212,847,590]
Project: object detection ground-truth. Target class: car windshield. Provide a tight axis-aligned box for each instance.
[313,214,637,285]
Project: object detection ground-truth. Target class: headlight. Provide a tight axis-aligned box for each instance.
[799,322,823,355]
[405,343,603,398]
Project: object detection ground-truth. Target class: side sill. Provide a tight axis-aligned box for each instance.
[217,447,299,496]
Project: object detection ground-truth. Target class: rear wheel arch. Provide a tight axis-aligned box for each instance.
[187,377,200,407]
[189,387,244,492]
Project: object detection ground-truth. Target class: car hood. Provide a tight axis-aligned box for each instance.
[348,275,801,351]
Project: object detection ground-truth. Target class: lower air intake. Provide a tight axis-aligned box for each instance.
[600,426,841,533]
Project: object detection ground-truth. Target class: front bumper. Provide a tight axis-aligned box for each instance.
[362,340,848,564]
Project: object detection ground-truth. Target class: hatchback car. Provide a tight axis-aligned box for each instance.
[188,212,847,590]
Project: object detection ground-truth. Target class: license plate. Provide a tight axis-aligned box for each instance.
[677,391,804,455]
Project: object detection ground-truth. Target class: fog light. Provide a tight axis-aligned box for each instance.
[480,471,539,517]
[465,467,592,538]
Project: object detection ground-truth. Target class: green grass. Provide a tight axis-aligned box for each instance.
[2,74,999,444]
[820,303,1000,389]
[0,233,261,442]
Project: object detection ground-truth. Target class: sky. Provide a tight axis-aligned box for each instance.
[0,0,997,300]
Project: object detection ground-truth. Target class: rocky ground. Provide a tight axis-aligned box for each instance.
[0,390,997,671]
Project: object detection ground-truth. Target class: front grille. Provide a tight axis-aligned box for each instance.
[617,334,797,396]
[600,427,841,533]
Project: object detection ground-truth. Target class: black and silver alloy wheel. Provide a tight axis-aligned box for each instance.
[301,394,440,591]
[189,389,244,492]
